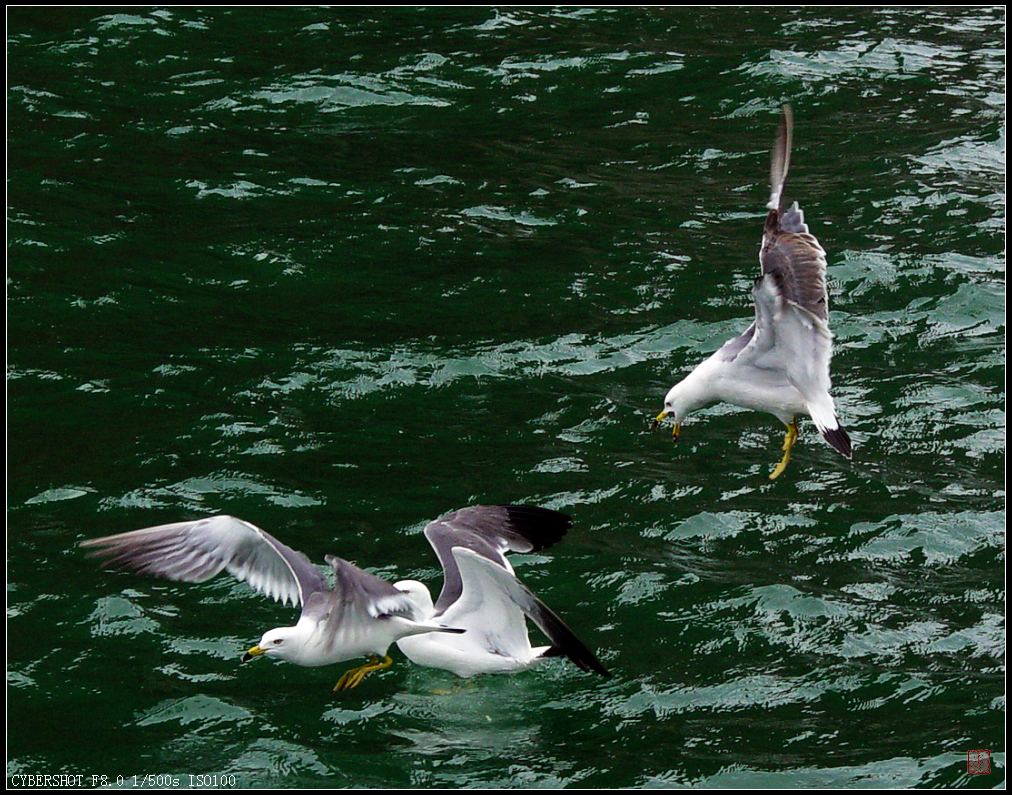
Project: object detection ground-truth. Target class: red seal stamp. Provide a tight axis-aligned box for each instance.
[967,749,991,775]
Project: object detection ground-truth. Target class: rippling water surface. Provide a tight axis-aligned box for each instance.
[8,7,1004,788]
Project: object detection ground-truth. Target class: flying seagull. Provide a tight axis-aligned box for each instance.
[80,515,465,692]
[654,104,852,479]
[394,505,610,678]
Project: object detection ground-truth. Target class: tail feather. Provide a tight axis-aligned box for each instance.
[821,426,852,459]
[806,396,852,460]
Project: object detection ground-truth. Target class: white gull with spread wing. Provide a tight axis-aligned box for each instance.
[654,105,852,479]
[394,505,610,678]
[80,515,464,692]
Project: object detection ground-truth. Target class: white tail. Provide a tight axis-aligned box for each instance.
[806,398,852,459]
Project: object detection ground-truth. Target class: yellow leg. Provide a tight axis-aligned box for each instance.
[333,654,393,692]
[768,419,798,480]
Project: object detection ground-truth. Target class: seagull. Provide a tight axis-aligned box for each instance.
[79,515,465,692]
[654,104,852,479]
[393,505,610,678]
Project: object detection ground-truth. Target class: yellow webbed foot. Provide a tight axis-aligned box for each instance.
[769,420,799,480]
[333,654,393,693]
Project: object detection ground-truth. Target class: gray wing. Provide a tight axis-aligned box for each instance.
[759,216,829,322]
[745,217,831,376]
[80,515,328,608]
[750,269,833,399]
[321,555,417,620]
[727,105,830,368]
[760,103,829,322]
[716,321,756,363]
[767,103,793,212]
[422,505,572,615]
[307,555,421,643]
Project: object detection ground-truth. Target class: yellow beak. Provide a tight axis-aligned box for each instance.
[241,645,265,663]
[653,411,681,441]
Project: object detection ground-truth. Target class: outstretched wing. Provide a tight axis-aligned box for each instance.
[80,515,328,607]
[734,105,849,456]
[760,104,829,325]
[722,104,830,367]
[755,105,835,409]
[311,556,462,648]
[442,548,609,676]
[751,269,833,403]
[760,208,829,322]
[324,555,418,621]
[422,505,572,614]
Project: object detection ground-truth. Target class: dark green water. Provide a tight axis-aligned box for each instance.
[8,7,1005,789]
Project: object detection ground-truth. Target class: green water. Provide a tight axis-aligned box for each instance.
[7,7,1005,789]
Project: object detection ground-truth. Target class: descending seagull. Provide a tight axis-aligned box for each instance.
[654,104,852,479]
[394,505,610,678]
[80,515,465,692]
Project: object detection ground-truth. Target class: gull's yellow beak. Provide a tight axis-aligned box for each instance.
[241,645,265,664]
[653,411,681,442]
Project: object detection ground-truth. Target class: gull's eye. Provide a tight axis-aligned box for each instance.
[273,639,283,645]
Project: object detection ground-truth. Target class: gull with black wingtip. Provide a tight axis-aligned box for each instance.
[395,505,610,678]
[654,105,853,479]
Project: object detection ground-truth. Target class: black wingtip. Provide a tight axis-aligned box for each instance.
[541,644,611,678]
[822,425,853,459]
[528,590,610,677]
[502,505,572,552]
